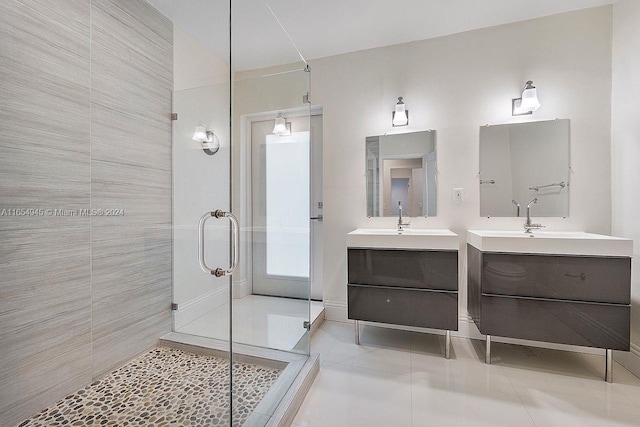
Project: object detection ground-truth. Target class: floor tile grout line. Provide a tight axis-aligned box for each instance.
[501,362,539,426]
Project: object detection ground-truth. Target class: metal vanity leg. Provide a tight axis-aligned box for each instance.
[355,320,360,345]
[605,349,613,383]
[485,335,491,364]
[445,330,451,360]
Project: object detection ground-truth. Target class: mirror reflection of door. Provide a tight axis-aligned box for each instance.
[390,177,410,216]
[382,158,422,216]
[366,130,437,217]
[250,114,323,300]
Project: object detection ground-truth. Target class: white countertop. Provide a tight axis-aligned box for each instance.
[467,230,633,257]
[347,228,459,250]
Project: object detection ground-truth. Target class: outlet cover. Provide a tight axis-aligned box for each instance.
[453,188,464,203]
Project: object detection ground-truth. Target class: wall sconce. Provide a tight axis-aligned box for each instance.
[192,124,220,155]
[272,112,291,136]
[512,80,541,116]
[392,97,409,126]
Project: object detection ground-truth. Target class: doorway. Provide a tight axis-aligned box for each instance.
[250,111,323,301]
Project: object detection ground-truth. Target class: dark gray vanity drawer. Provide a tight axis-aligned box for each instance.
[480,295,630,351]
[482,253,630,304]
[348,249,458,291]
[348,285,458,330]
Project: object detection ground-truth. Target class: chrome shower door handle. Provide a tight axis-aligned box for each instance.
[198,210,239,277]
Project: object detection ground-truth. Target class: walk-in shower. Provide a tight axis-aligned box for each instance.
[157,0,319,424]
[1,0,317,426]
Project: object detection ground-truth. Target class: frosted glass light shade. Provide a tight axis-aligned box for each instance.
[192,125,208,142]
[392,97,408,126]
[273,118,287,135]
[273,113,289,135]
[520,87,541,111]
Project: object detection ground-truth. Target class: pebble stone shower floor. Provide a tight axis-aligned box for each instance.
[17,346,282,427]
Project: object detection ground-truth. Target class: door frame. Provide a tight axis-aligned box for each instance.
[239,105,323,300]
[379,152,428,217]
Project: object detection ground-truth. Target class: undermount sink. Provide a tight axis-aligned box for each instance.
[347,228,458,250]
[467,230,633,257]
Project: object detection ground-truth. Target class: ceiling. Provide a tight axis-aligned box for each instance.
[148,0,615,71]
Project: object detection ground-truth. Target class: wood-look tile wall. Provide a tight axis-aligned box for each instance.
[0,1,172,425]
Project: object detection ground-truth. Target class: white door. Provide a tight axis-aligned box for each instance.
[390,177,410,216]
[251,114,323,300]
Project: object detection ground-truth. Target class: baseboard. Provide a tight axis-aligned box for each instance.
[615,342,640,379]
[322,301,605,356]
[232,279,251,299]
[323,301,349,323]
[173,285,228,330]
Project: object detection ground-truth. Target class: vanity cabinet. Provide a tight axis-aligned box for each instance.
[347,248,458,356]
[468,244,631,367]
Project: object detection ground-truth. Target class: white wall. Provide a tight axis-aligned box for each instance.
[173,26,228,91]
[612,0,640,374]
[310,7,613,322]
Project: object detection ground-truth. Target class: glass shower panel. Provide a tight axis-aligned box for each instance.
[168,0,233,424]
[171,81,233,421]
[231,1,312,424]
[232,67,311,348]
[171,0,313,423]
[172,81,231,341]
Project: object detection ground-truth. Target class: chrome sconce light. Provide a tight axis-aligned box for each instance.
[192,124,220,155]
[512,80,541,116]
[392,97,409,126]
[272,112,291,136]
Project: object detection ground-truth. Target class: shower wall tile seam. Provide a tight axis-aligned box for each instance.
[89,0,94,384]
[14,0,91,40]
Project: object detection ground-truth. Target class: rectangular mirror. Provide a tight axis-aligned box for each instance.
[366,130,437,217]
[479,119,570,217]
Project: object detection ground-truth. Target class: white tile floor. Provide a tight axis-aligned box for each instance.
[293,321,640,427]
[177,295,324,351]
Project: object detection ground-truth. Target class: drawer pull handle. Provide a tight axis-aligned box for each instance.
[564,273,586,281]
[386,299,391,303]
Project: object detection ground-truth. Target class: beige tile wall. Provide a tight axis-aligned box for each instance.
[0,1,172,425]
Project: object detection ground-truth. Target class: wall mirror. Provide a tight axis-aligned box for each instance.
[366,130,437,217]
[479,119,570,217]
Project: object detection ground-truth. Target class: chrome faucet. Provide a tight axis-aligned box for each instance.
[397,201,410,231]
[524,197,545,233]
[512,199,520,217]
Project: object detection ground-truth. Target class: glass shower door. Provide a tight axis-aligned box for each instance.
[171,79,234,423]
[170,0,314,424]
